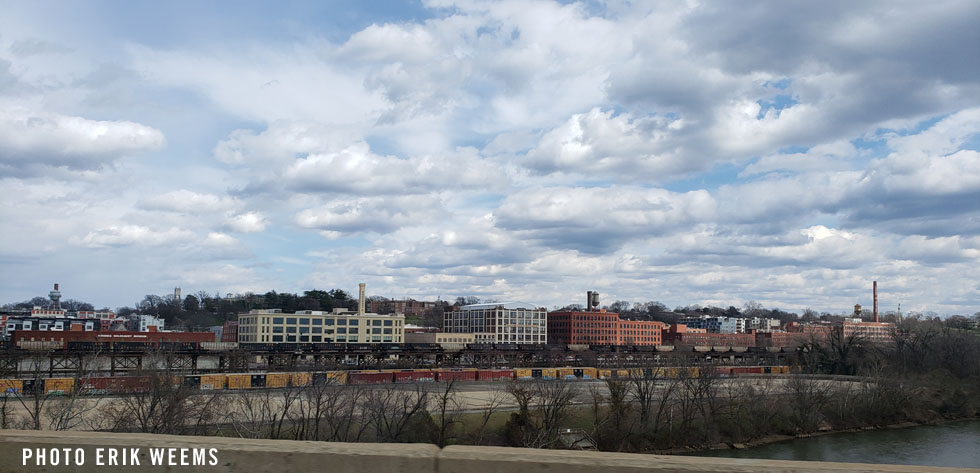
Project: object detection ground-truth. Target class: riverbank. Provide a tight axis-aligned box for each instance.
[664,416,980,457]
[679,419,980,469]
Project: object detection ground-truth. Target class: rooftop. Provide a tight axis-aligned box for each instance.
[460,302,543,310]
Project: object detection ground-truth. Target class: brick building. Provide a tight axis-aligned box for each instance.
[548,310,665,346]
[839,320,894,343]
[662,323,755,347]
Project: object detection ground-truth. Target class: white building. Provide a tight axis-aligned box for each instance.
[131,314,165,332]
[444,302,546,344]
[748,317,781,332]
[237,308,405,344]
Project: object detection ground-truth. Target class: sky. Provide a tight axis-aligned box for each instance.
[1,0,978,315]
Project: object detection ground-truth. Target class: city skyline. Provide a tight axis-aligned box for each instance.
[1,1,978,314]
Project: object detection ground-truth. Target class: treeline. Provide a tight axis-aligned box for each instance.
[2,297,101,312]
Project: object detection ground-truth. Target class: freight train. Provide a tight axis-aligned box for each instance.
[0,365,790,396]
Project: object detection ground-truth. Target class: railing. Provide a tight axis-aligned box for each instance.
[2,430,976,473]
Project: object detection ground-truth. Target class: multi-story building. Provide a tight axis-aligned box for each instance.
[547,310,664,346]
[677,315,738,334]
[128,314,165,332]
[444,302,546,344]
[369,299,439,316]
[237,308,405,344]
[2,316,97,340]
[662,323,755,347]
[221,320,239,342]
[30,306,67,317]
[839,321,894,343]
[748,317,781,332]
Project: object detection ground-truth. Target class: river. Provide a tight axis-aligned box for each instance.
[688,420,980,469]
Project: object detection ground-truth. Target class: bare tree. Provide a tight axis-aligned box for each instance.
[467,383,506,445]
[433,379,462,447]
[103,355,202,435]
[787,374,832,433]
[505,379,576,448]
[363,384,433,442]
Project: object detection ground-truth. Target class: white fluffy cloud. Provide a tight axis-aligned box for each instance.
[225,212,267,233]
[0,107,164,173]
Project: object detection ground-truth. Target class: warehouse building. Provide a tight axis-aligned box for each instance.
[238,283,406,344]
[237,308,405,344]
[547,309,664,346]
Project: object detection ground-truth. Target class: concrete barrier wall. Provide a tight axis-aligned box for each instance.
[2,430,976,473]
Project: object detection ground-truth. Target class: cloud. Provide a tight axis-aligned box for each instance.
[139,189,238,213]
[522,108,692,179]
[494,186,716,253]
[295,195,446,235]
[70,225,194,248]
[225,211,267,233]
[0,107,165,174]
[9,38,72,57]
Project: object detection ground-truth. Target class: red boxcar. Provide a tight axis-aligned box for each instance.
[732,367,764,375]
[81,376,150,394]
[394,370,435,383]
[348,372,394,385]
[436,370,476,382]
[477,369,514,381]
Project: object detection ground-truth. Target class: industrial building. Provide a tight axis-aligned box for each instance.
[443,302,547,344]
[237,283,406,344]
[662,323,755,347]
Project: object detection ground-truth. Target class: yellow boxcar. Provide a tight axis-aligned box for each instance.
[581,367,598,379]
[43,378,74,395]
[265,373,289,388]
[199,374,226,390]
[515,368,533,379]
[557,368,576,379]
[541,368,557,380]
[598,369,612,379]
[290,372,312,387]
[0,379,23,395]
[226,374,251,390]
[325,371,347,385]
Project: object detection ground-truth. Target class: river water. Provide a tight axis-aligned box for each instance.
[688,420,980,469]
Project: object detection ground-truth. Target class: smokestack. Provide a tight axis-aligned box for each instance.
[358,283,366,315]
[587,291,593,312]
[873,281,878,323]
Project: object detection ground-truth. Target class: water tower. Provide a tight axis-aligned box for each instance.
[586,291,600,311]
[49,283,62,310]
